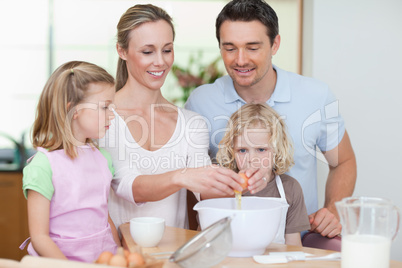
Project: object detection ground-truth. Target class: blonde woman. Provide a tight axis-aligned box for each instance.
[217,103,310,246]
[99,4,266,232]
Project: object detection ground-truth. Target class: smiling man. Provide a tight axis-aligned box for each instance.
[185,0,357,239]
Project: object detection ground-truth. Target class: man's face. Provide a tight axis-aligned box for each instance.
[219,20,280,90]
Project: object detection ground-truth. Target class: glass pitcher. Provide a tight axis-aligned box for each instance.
[336,197,400,268]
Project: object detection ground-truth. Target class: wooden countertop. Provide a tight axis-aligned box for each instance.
[120,223,402,268]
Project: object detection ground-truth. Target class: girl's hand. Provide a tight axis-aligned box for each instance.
[179,165,244,199]
[241,168,269,194]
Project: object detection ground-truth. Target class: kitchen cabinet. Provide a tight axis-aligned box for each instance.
[0,172,29,260]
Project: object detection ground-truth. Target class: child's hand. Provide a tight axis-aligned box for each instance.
[240,168,269,194]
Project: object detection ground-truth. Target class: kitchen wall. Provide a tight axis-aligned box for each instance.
[303,0,402,261]
[0,0,300,146]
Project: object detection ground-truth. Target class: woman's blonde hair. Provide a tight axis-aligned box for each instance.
[216,103,294,174]
[115,4,175,91]
[32,61,114,159]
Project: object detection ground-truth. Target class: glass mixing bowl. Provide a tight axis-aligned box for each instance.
[169,217,232,268]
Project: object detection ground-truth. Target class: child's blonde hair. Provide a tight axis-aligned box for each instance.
[32,61,114,159]
[216,103,294,174]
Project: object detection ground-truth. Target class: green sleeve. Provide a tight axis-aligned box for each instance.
[22,151,54,201]
[99,147,115,177]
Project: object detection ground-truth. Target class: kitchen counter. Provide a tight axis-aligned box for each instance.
[120,223,402,268]
[0,171,29,260]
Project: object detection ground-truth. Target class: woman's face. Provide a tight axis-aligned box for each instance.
[119,20,174,90]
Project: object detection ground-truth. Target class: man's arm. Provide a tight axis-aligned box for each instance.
[324,130,357,215]
[309,131,357,237]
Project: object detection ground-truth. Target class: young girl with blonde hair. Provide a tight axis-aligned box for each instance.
[20,61,120,262]
[217,103,310,246]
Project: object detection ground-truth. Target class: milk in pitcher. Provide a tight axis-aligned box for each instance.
[341,234,391,268]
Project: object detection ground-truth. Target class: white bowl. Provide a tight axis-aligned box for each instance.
[130,217,165,247]
[194,196,288,257]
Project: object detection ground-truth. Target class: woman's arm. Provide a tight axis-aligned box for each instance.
[117,113,244,203]
[106,108,245,204]
[27,190,67,259]
[285,233,302,246]
[131,165,243,202]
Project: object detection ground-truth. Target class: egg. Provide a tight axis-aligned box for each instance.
[239,173,249,190]
[127,252,145,267]
[234,173,249,194]
[124,249,130,258]
[95,251,113,264]
[109,254,128,267]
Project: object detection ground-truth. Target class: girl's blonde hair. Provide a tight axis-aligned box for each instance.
[115,4,175,91]
[216,103,294,174]
[32,61,114,159]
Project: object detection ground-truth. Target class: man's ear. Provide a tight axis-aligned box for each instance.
[116,43,127,61]
[271,34,281,56]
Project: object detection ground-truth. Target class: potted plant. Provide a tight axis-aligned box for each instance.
[171,52,225,105]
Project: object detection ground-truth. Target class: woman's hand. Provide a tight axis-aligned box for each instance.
[178,165,244,199]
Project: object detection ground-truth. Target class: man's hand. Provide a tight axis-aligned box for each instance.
[308,208,342,238]
[311,130,356,238]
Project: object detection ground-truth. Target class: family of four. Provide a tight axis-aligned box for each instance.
[20,0,356,262]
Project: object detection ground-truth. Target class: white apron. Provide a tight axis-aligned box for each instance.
[268,175,289,244]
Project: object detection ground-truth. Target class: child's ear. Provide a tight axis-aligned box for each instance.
[67,102,79,119]
[72,109,78,120]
